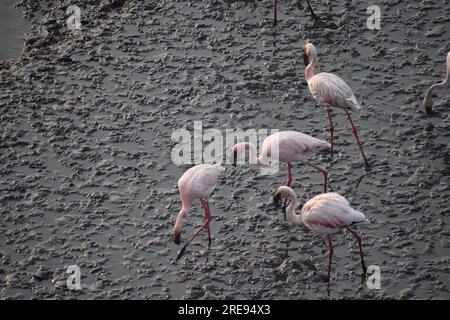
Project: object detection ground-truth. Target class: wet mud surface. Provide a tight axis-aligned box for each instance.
[0,0,449,299]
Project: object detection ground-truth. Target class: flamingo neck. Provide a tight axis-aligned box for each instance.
[285,193,304,226]
[174,208,188,237]
[234,142,262,165]
[305,55,317,82]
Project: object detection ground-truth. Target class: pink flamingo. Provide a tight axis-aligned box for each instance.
[231,131,330,193]
[423,51,450,115]
[303,42,369,167]
[272,0,318,26]
[273,185,369,288]
[173,164,225,261]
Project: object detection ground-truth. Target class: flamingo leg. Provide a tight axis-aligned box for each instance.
[327,235,333,287]
[304,161,328,193]
[175,200,212,261]
[201,200,212,247]
[345,111,369,168]
[347,228,367,278]
[273,0,277,26]
[282,162,292,219]
[305,0,319,20]
[326,108,334,156]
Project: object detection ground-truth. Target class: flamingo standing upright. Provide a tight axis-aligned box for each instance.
[303,42,369,167]
[231,131,330,193]
[272,0,319,26]
[173,164,225,261]
[273,186,369,288]
[423,51,450,115]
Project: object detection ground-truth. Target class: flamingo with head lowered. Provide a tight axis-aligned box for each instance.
[273,185,369,289]
[303,42,369,168]
[231,131,330,193]
[423,51,450,115]
[173,164,225,261]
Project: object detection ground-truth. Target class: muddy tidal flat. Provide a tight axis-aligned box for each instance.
[0,0,449,299]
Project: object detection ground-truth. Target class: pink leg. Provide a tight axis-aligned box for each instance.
[175,200,212,261]
[345,111,369,167]
[327,235,333,286]
[201,200,212,247]
[304,161,328,193]
[282,162,292,219]
[327,108,334,155]
[347,228,367,276]
[287,162,292,187]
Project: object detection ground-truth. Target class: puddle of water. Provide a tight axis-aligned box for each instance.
[0,0,31,61]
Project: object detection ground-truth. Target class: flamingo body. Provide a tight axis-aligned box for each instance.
[307,72,361,112]
[301,192,368,234]
[231,131,330,193]
[178,163,224,210]
[261,131,331,163]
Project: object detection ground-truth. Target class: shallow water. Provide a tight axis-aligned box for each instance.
[0,0,30,61]
[0,0,449,299]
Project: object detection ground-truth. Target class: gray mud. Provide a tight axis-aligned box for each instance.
[0,0,449,299]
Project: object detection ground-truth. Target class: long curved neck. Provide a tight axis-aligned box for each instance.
[305,55,317,82]
[234,142,262,165]
[285,194,303,226]
[423,53,450,114]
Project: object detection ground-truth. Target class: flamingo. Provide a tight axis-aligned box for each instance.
[231,131,330,214]
[303,42,369,167]
[423,51,450,115]
[272,0,319,26]
[173,164,225,261]
[273,186,369,288]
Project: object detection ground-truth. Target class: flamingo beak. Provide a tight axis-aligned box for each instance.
[174,234,181,245]
[303,52,309,66]
[232,149,237,167]
[272,192,282,208]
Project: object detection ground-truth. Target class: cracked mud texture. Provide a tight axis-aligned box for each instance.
[0,0,449,299]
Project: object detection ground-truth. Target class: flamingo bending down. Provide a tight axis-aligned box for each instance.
[231,131,330,193]
[272,0,319,27]
[273,186,369,287]
[173,164,225,261]
[303,42,369,167]
[423,51,450,115]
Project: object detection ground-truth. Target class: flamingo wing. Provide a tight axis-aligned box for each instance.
[179,164,224,200]
[309,73,361,111]
[262,131,323,162]
[301,193,367,234]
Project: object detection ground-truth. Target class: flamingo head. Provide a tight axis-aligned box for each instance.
[231,143,249,167]
[173,209,186,245]
[313,140,332,153]
[273,186,297,208]
[303,42,317,66]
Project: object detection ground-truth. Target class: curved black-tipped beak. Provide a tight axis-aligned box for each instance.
[232,149,237,167]
[174,235,180,245]
[303,52,309,66]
